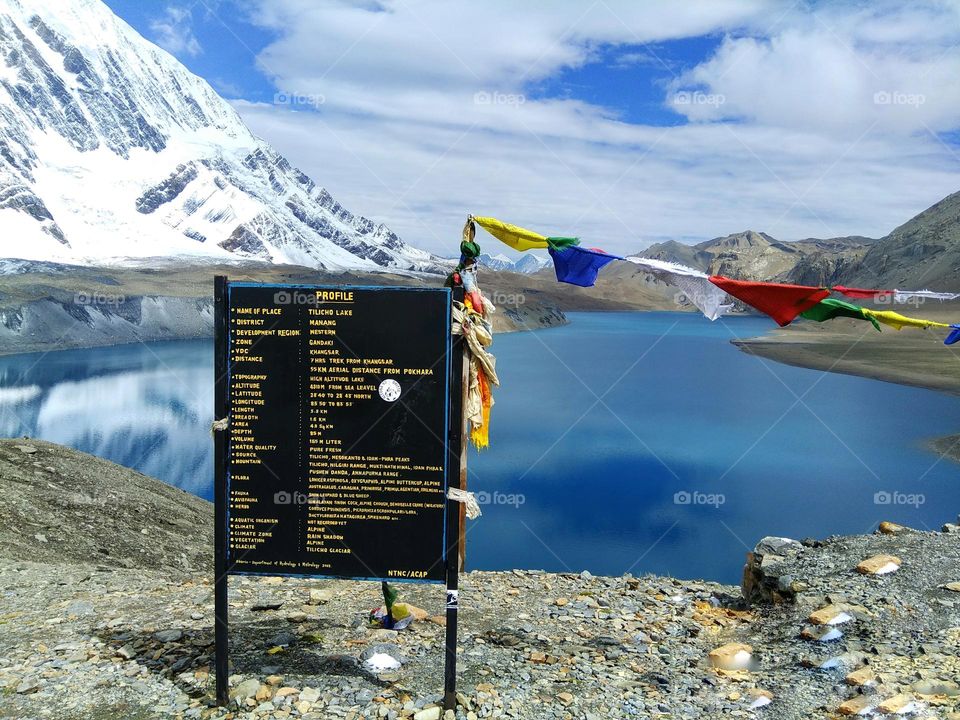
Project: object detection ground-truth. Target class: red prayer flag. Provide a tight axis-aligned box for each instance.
[831,285,893,300]
[708,276,830,326]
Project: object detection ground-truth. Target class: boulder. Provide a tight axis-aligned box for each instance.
[742,536,804,604]
[708,642,752,671]
[877,521,910,535]
[856,554,901,576]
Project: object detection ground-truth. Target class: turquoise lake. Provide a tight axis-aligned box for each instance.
[1,311,958,584]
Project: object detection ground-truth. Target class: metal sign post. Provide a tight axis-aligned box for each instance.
[213,275,230,706]
[444,287,467,711]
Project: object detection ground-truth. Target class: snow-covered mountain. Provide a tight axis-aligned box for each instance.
[513,253,551,274]
[477,252,549,274]
[0,0,439,271]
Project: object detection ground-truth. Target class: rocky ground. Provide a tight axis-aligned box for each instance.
[2,441,960,719]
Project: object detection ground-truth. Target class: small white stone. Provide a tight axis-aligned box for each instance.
[413,707,442,720]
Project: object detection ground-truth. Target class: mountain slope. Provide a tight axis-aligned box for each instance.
[640,230,831,279]
[837,190,960,291]
[0,0,437,271]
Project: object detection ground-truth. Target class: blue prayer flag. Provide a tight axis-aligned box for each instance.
[548,246,622,287]
[946,324,960,346]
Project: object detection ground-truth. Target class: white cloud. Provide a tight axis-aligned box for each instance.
[150,5,202,57]
[230,0,960,256]
[668,4,960,135]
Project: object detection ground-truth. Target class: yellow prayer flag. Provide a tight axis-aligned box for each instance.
[472,215,549,252]
[861,308,950,331]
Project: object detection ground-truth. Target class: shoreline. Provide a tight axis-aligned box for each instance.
[928,434,960,465]
[729,307,960,396]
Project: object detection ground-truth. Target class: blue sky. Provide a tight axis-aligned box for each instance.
[531,37,725,127]
[104,1,274,101]
[102,1,960,256]
[105,1,721,126]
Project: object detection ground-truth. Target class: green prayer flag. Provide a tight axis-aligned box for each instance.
[545,236,580,250]
[800,298,881,331]
[460,239,481,259]
[381,581,399,616]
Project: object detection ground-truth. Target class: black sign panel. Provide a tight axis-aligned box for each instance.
[223,282,452,583]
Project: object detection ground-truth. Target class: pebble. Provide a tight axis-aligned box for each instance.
[230,678,261,702]
[16,678,39,694]
[912,679,960,696]
[856,554,901,575]
[808,605,854,626]
[299,687,321,703]
[154,629,182,643]
[838,696,875,715]
[877,521,910,535]
[845,667,877,686]
[708,643,752,671]
[877,694,920,714]
[413,707,442,720]
[308,588,334,604]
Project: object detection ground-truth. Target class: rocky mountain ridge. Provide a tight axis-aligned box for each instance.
[632,190,960,293]
[637,230,875,285]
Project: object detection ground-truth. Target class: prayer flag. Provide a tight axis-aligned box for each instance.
[708,276,830,326]
[831,285,892,300]
[893,289,960,303]
[800,298,881,331]
[472,216,549,252]
[546,236,580,250]
[627,257,733,321]
[861,308,951,331]
[549,246,621,287]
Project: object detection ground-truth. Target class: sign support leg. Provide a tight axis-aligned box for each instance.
[214,275,230,706]
[444,288,468,712]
